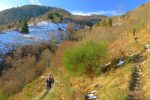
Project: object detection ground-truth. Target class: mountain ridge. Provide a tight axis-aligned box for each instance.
[0,5,71,25]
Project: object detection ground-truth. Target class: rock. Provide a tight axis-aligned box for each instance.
[90,90,97,94]
[100,62,111,67]
[144,44,150,51]
[139,72,143,75]
[41,76,47,79]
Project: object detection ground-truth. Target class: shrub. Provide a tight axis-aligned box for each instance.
[63,41,108,75]
[0,91,8,100]
[126,54,140,63]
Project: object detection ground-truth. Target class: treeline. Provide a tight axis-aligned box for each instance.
[64,15,107,27]
[0,5,71,25]
[45,8,71,23]
[0,5,71,32]
[0,5,50,25]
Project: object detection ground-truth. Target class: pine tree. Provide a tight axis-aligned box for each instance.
[20,20,29,34]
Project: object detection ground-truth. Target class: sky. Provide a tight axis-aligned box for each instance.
[0,0,148,16]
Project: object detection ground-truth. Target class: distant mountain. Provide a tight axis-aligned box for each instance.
[0,5,71,25]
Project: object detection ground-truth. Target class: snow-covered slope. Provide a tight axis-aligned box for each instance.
[0,21,67,56]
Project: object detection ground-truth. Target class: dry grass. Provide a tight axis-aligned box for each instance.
[0,43,54,96]
[12,39,133,100]
[83,26,120,43]
[10,8,150,99]
[85,64,133,100]
[142,52,150,99]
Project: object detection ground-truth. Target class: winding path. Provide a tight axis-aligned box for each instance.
[128,52,146,100]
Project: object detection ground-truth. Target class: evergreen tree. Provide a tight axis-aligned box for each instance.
[20,20,29,34]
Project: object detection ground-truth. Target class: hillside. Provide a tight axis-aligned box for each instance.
[118,2,150,32]
[0,5,107,31]
[0,5,71,25]
[0,2,150,100]
[124,2,150,25]
[12,29,150,100]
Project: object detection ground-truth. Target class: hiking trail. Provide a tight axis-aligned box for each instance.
[128,51,146,100]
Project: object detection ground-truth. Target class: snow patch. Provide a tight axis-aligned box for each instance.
[0,21,67,56]
[85,90,98,100]
[116,59,125,66]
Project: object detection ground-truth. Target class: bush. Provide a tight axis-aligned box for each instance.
[126,54,140,63]
[63,41,108,75]
[0,92,8,100]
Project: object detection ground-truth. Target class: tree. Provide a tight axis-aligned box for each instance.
[67,22,76,40]
[107,18,112,27]
[47,13,63,23]
[20,20,29,34]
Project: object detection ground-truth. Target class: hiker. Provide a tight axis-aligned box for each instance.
[45,74,54,93]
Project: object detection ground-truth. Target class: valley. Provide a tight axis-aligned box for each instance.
[0,1,150,100]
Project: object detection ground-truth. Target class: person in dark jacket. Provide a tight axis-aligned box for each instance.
[45,75,54,93]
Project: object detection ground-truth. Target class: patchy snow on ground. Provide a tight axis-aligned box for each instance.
[116,59,125,66]
[0,21,67,56]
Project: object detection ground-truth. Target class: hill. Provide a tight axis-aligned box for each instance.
[1,2,150,100]
[0,5,71,25]
[124,2,150,25]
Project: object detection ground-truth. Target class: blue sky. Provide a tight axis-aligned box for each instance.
[0,0,148,16]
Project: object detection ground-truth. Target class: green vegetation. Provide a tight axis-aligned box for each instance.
[46,8,71,23]
[1,2,150,100]
[63,41,108,75]
[0,92,8,100]
[47,13,63,23]
[0,5,71,26]
[0,5,50,25]
[20,20,29,34]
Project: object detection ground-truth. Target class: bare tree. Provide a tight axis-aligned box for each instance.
[115,3,124,26]
[11,59,26,88]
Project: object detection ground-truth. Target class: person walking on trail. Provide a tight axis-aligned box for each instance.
[40,75,55,99]
[45,74,54,93]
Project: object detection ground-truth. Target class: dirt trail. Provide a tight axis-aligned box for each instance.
[128,52,146,100]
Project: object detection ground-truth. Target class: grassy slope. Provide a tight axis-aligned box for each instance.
[143,52,150,99]
[11,2,150,100]
[12,42,133,100]
[11,27,150,100]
